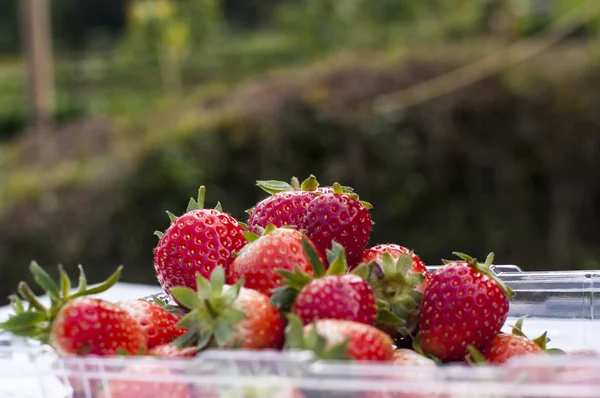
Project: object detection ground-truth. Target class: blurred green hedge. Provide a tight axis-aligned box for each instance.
[2,49,600,299]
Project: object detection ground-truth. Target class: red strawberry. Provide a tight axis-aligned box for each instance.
[51,297,147,356]
[153,186,247,299]
[247,175,336,234]
[0,262,147,356]
[96,364,192,398]
[170,266,285,350]
[478,317,551,365]
[227,226,322,297]
[360,244,431,293]
[148,343,198,358]
[417,252,513,363]
[359,249,430,343]
[269,239,378,326]
[120,299,186,348]
[391,349,436,366]
[285,315,394,361]
[484,333,545,365]
[304,183,373,268]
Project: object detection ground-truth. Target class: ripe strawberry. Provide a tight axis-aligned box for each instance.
[153,186,247,299]
[285,315,394,361]
[478,317,551,365]
[391,349,436,366]
[417,252,514,363]
[227,226,322,296]
[96,364,192,398]
[269,239,378,326]
[360,250,429,343]
[0,262,147,356]
[360,244,431,293]
[120,299,186,348]
[247,175,321,234]
[170,266,285,350]
[148,343,198,358]
[304,183,373,268]
[51,297,147,356]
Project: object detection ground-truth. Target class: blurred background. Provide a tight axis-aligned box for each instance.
[1,0,600,298]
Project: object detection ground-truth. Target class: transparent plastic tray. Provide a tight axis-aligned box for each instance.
[1,265,599,398]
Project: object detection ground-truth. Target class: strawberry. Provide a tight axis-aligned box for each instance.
[269,239,379,326]
[361,250,429,344]
[304,183,373,268]
[227,225,322,296]
[170,266,285,350]
[247,175,323,234]
[391,349,436,366]
[285,315,394,361]
[475,317,553,365]
[417,252,514,363]
[0,261,147,356]
[153,186,248,299]
[360,244,431,293]
[120,299,186,348]
[148,343,198,358]
[96,364,192,398]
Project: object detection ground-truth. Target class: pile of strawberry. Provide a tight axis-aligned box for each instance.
[0,175,588,397]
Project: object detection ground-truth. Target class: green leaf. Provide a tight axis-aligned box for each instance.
[195,273,212,298]
[210,267,226,295]
[359,201,373,210]
[300,175,319,191]
[154,230,165,239]
[381,253,396,277]
[17,282,48,313]
[350,264,369,279]
[167,211,178,222]
[396,252,414,275]
[187,198,199,212]
[70,266,123,299]
[197,186,207,209]
[290,177,301,190]
[276,268,313,290]
[301,236,325,277]
[466,345,488,365]
[325,242,348,276]
[9,295,24,314]
[245,208,253,215]
[322,340,350,360]
[221,308,246,324]
[171,287,203,309]
[532,331,549,350]
[172,329,199,348]
[305,323,326,353]
[270,286,299,313]
[29,261,60,300]
[331,182,344,195]
[222,280,243,303]
[0,311,48,334]
[376,309,404,324]
[511,317,527,336]
[256,180,294,195]
[196,328,213,350]
[58,265,71,299]
[238,221,248,229]
[284,314,306,350]
[213,320,235,347]
[214,201,223,212]
[175,311,197,329]
[76,265,88,293]
[546,348,566,355]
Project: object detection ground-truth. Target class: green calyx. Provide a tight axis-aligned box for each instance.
[370,252,425,332]
[284,314,351,360]
[170,267,247,350]
[269,237,370,312]
[448,252,515,299]
[154,185,226,239]
[331,182,373,210]
[0,261,123,345]
[256,175,321,195]
[509,317,563,354]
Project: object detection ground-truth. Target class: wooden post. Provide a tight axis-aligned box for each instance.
[20,0,55,161]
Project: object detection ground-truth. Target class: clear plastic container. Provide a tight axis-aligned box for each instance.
[1,266,599,398]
